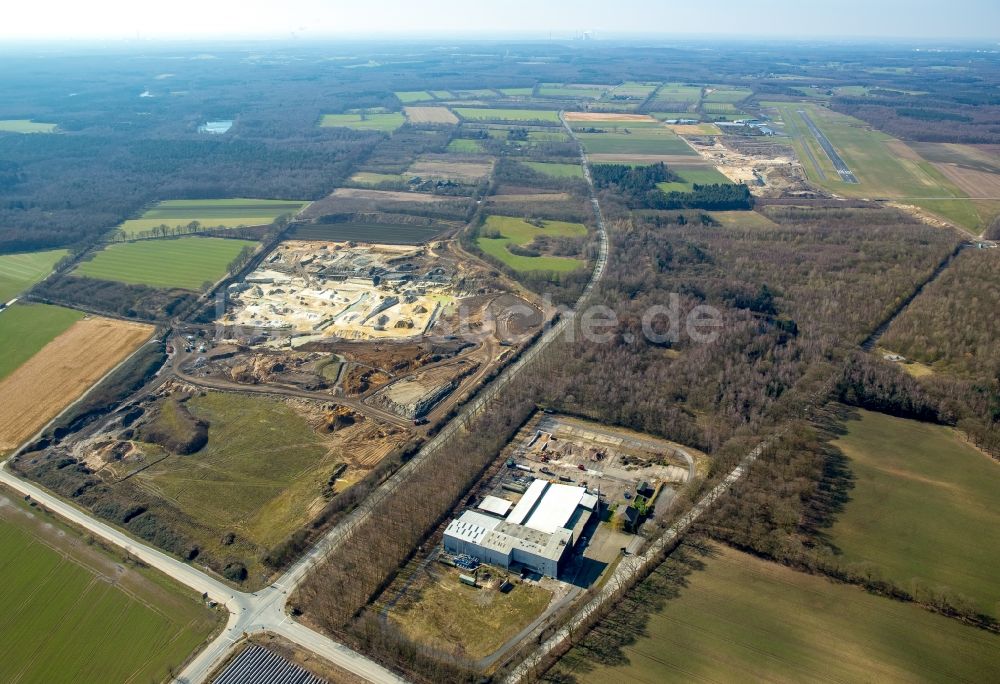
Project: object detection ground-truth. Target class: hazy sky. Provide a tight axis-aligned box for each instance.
[3,0,999,41]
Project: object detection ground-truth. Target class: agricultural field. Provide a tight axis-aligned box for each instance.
[347,171,407,186]
[394,91,433,103]
[611,82,659,99]
[498,87,534,97]
[0,248,68,302]
[657,166,734,192]
[703,86,752,103]
[0,119,57,133]
[387,564,553,661]
[564,112,660,127]
[403,106,458,124]
[0,302,82,381]
[701,102,744,116]
[0,490,220,683]
[0,312,151,452]
[708,210,780,229]
[576,127,696,156]
[446,138,485,153]
[527,129,570,142]
[829,408,1000,616]
[524,161,584,179]
[765,102,983,231]
[453,108,561,124]
[289,222,445,245]
[646,83,703,111]
[407,156,493,183]
[537,83,609,99]
[118,198,306,238]
[320,112,406,132]
[476,215,587,273]
[554,542,1000,684]
[74,236,256,290]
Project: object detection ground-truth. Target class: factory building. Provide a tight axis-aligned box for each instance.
[443,479,598,578]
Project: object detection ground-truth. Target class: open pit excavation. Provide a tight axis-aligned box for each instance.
[225,241,458,344]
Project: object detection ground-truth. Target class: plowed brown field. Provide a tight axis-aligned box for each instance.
[0,316,153,450]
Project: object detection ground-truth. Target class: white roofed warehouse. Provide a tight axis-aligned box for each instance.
[442,479,597,578]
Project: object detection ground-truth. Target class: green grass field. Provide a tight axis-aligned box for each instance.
[119,198,306,238]
[765,101,981,231]
[703,86,752,103]
[320,112,406,132]
[538,85,607,99]
[0,249,68,302]
[556,543,1000,684]
[0,490,219,683]
[830,408,1000,616]
[527,130,570,142]
[395,91,433,103]
[135,392,339,553]
[612,82,659,98]
[453,108,561,124]
[499,87,534,96]
[446,138,485,153]
[577,128,696,156]
[657,167,733,192]
[477,215,587,272]
[524,161,584,178]
[0,119,57,133]
[0,303,82,380]
[74,237,255,290]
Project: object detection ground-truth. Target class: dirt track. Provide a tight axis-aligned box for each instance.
[0,317,153,450]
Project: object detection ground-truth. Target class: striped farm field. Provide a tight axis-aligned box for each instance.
[0,249,68,302]
[554,543,1000,684]
[74,237,256,290]
[0,303,82,381]
[119,198,306,238]
[320,112,406,132]
[0,490,220,683]
[453,108,561,124]
[0,312,152,451]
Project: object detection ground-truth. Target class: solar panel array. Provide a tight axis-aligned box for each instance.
[213,644,327,684]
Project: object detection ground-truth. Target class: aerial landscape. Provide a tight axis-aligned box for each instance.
[1,1,1000,682]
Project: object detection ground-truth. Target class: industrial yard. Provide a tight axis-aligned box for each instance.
[374,412,705,668]
[225,241,460,343]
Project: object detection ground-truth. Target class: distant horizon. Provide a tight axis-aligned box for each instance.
[2,0,999,42]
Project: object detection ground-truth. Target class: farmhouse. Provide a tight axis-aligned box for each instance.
[443,479,597,578]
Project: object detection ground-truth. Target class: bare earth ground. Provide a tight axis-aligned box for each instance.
[0,317,153,450]
[403,106,459,125]
[317,188,448,203]
[586,153,712,164]
[933,163,1000,197]
[489,193,572,203]
[407,157,494,182]
[564,112,657,122]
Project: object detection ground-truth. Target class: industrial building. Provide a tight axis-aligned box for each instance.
[443,479,598,578]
